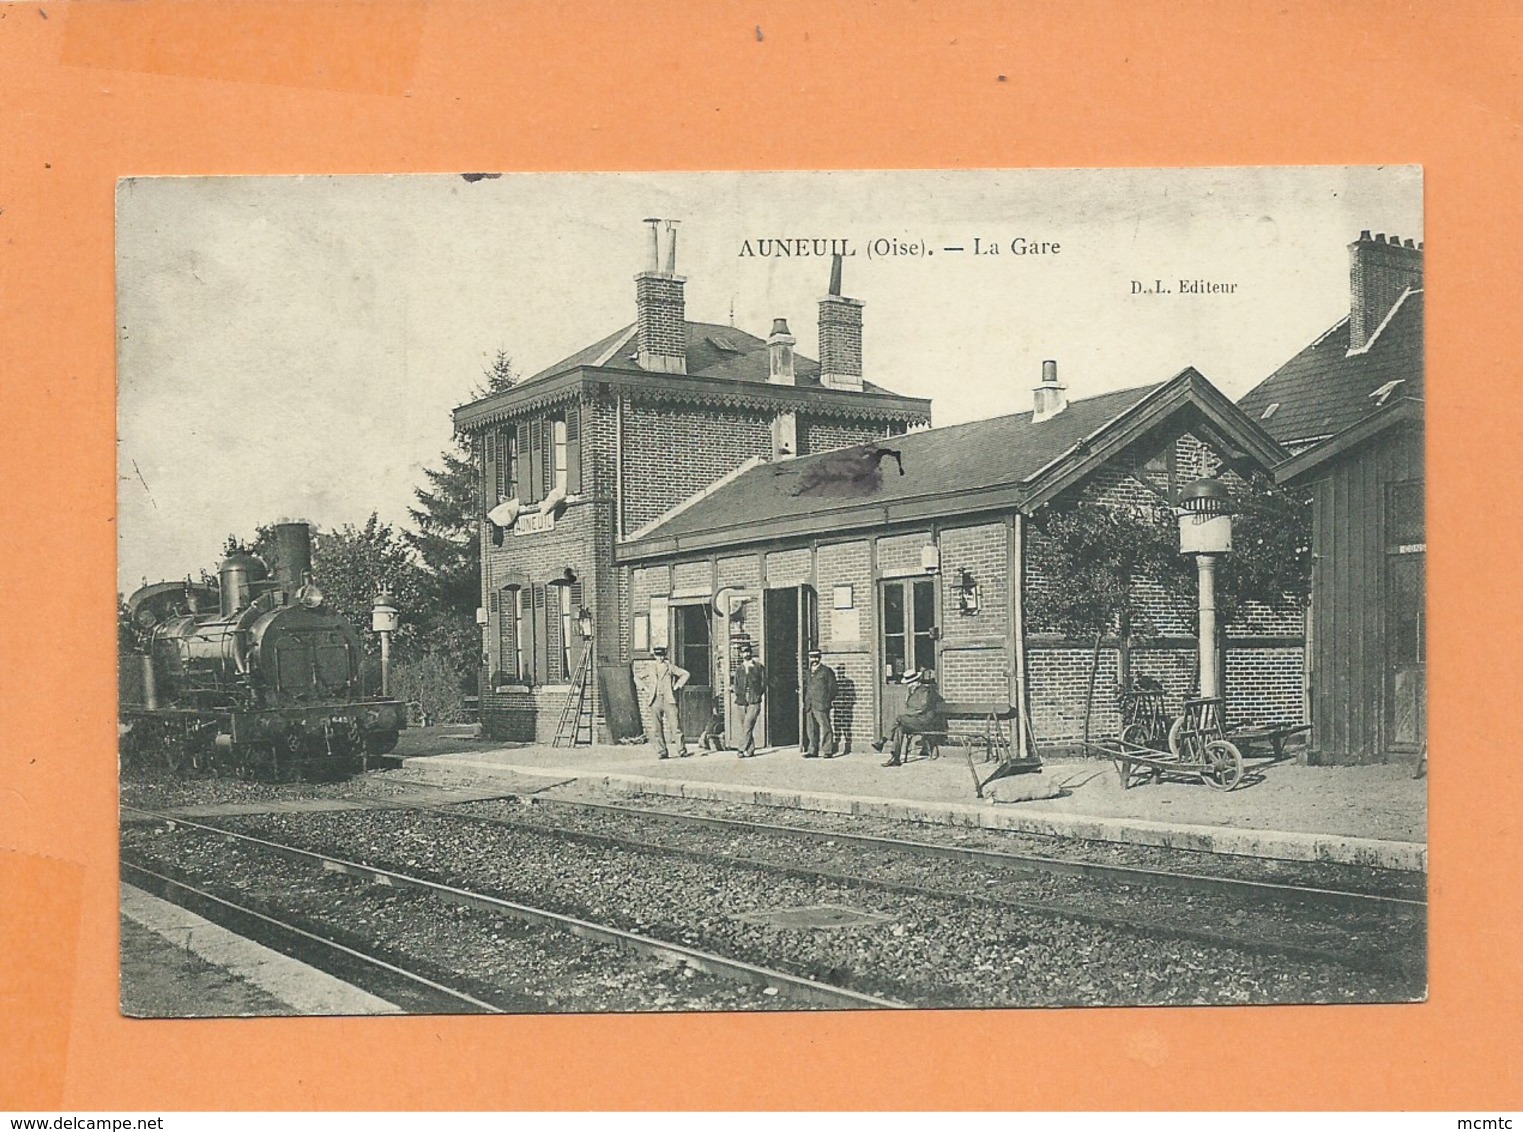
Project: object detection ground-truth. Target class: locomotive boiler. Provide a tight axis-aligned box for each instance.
[119,522,407,777]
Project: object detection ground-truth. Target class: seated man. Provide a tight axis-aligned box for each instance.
[872,670,947,767]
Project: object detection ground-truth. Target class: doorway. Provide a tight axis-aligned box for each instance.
[671,602,714,741]
[879,577,938,739]
[763,586,817,749]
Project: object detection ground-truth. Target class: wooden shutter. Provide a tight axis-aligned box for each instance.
[515,423,530,499]
[565,404,582,495]
[482,432,497,510]
[531,584,550,684]
[569,579,586,672]
[527,420,543,501]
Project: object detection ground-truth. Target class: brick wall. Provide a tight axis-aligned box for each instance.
[672,560,713,596]
[877,531,932,576]
[797,417,896,455]
[765,547,813,589]
[621,402,772,532]
[717,554,762,590]
[939,522,1009,641]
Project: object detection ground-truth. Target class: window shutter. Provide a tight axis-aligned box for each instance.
[565,404,582,495]
[514,423,530,500]
[569,580,586,670]
[482,431,497,510]
[527,420,544,501]
[531,584,550,683]
[489,591,499,614]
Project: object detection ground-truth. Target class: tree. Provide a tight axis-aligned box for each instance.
[406,349,520,686]
[1026,502,1175,747]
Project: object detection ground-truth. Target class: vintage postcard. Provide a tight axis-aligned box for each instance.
[115,167,1426,1018]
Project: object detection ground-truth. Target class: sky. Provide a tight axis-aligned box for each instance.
[116,166,1423,593]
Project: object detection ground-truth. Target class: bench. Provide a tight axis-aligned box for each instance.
[909,701,1043,798]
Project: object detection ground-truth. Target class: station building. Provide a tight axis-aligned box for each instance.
[1239,231,1426,763]
[452,223,931,742]
[618,364,1299,756]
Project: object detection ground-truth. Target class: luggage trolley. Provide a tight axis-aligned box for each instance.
[1094,696,1246,791]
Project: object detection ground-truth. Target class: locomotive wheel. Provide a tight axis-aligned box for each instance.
[364,730,400,756]
[1203,739,1244,791]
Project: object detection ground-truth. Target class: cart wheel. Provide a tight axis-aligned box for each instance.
[1203,739,1244,791]
[1121,723,1149,748]
[1167,715,1185,757]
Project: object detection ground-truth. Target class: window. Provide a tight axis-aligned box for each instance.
[501,405,580,505]
[552,416,568,493]
[882,578,937,679]
[497,586,524,682]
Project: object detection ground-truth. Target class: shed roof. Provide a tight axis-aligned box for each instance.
[1237,290,1424,447]
[619,367,1286,561]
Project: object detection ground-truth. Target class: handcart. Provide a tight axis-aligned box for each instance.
[1092,696,1247,791]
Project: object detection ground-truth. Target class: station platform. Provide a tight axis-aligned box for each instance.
[396,728,1428,873]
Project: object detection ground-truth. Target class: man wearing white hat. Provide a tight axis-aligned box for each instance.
[872,669,946,767]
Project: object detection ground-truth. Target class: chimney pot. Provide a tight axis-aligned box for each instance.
[1032,359,1067,422]
[767,317,797,385]
[635,219,687,373]
[1359,229,1372,240]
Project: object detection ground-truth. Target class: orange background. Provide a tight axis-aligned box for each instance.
[1,0,1519,1112]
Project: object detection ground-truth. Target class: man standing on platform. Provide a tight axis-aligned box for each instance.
[644,646,691,759]
[733,642,766,758]
[803,647,838,759]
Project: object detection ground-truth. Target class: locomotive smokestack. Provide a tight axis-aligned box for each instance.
[273,522,313,602]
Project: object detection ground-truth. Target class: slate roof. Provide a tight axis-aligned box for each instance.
[521,319,898,396]
[621,381,1167,551]
[1237,290,1424,446]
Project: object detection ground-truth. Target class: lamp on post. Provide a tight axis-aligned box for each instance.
[1177,478,1235,700]
[371,588,399,698]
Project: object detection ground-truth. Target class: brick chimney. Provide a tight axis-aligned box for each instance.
[635,218,687,374]
[1348,230,1423,352]
[1032,359,1066,423]
[818,253,864,391]
[767,317,797,385]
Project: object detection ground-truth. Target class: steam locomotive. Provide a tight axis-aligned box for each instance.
[119,522,407,778]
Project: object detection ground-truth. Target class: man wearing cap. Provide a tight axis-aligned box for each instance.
[732,642,766,758]
[802,648,838,759]
[643,646,691,759]
[873,670,946,767]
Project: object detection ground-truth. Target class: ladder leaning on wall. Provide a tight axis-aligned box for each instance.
[552,647,595,748]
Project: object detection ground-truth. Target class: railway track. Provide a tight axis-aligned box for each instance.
[401,794,1423,981]
[480,793,1427,914]
[121,805,904,1012]
[125,790,1425,1007]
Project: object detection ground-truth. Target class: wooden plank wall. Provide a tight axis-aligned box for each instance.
[1307,422,1424,763]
